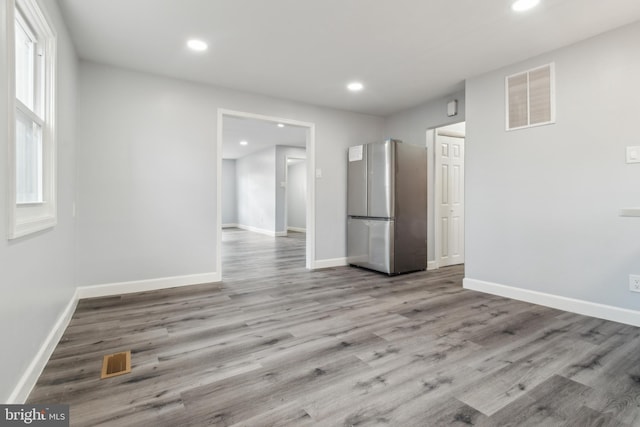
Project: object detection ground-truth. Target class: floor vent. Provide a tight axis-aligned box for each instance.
[101,351,132,379]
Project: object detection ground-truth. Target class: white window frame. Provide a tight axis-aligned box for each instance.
[505,62,556,131]
[7,0,57,239]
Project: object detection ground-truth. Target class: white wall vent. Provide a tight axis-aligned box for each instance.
[506,63,555,131]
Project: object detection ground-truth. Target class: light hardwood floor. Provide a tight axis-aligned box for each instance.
[28,229,640,426]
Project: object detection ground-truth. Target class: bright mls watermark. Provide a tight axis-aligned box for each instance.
[0,405,68,426]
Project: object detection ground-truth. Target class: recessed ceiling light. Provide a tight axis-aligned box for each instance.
[512,0,540,12]
[239,140,248,146]
[347,82,364,92]
[277,123,285,128]
[187,39,208,52]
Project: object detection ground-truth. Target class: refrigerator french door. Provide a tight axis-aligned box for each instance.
[347,217,394,274]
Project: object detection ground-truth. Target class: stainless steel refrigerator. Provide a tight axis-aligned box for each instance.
[347,139,427,275]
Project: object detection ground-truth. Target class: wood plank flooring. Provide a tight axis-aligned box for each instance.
[28,229,640,426]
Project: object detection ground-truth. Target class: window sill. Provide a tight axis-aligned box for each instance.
[16,201,45,206]
[620,208,640,218]
[9,215,56,239]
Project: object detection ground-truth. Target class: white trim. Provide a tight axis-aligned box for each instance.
[77,273,220,299]
[431,128,442,268]
[427,261,438,271]
[222,223,238,228]
[463,277,640,327]
[287,226,306,233]
[284,155,288,233]
[431,122,466,269]
[8,0,58,240]
[313,257,348,269]
[8,288,79,404]
[10,215,57,239]
[216,110,224,285]
[306,125,316,270]
[217,109,316,274]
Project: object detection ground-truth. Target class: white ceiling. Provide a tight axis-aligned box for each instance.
[222,116,306,159]
[58,0,640,116]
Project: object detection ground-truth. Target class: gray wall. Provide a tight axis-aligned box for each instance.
[0,0,78,402]
[384,91,466,262]
[465,21,640,309]
[275,146,306,233]
[222,159,237,225]
[76,62,383,285]
[234,145,305,233]
[236,147,277,232]
[287,161,307,230]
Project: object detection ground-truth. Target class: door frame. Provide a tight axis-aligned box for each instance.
[216,109,316,273]
[430,122,465,270]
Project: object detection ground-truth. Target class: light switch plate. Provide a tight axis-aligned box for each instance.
[627,146,640,164]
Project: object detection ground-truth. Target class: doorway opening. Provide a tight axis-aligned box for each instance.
[216,109,316,278]
[285,156,307,235]
[427,121,465,269]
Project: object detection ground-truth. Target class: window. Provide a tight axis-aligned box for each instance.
[8,0,56,239]
[506,63,555,131]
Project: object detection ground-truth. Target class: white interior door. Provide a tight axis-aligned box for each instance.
[436,131,465,267]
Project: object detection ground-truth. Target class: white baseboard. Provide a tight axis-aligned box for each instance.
[287,227,306,233]
[463,277,640,327]
[77,272,221,299]
[222,223,238,228]
[236,224,282,237]
[427,261,438,271]
[313,257,348,269]
[8,289,79,404]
